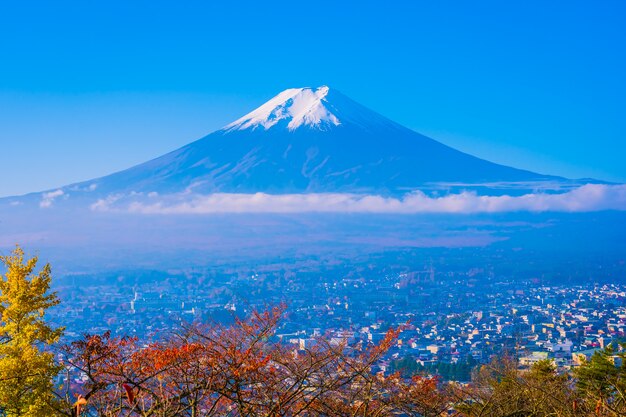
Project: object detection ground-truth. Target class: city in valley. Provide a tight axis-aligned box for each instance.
[51,248,626,382]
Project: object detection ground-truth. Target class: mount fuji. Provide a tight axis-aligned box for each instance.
[1,86,624,267]
[30,85,562,203]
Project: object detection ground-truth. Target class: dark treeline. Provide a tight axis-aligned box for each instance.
[392,355,479,382]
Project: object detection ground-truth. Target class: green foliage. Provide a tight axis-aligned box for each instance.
[574,345,626,415]
[455,357,579,417]
[0,246,64,416]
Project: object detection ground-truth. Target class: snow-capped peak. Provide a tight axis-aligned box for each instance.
[223,86,342,132]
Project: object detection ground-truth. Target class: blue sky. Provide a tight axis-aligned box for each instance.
[0,1,624,197]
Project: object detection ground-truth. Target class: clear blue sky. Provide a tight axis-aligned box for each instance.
[0,1,624,197]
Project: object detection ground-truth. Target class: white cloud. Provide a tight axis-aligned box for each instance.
[40,189,65,208]
[90,184,626,214]
[90,193,123,211]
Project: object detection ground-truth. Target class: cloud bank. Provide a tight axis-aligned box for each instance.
[89,184,626,214]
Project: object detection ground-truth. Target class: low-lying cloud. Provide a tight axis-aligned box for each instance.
[90,184,626,214]
[40,189,65,208]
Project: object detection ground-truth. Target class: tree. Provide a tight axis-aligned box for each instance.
[0,246,64,416]
[57,306,450,416]
[575,345,626,416]
[454,357,579,417]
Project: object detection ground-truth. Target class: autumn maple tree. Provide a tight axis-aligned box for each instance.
[53,305,450,416]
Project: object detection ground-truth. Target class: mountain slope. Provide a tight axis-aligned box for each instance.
[75,86,555,197]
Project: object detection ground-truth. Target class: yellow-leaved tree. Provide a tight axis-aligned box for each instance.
[0,246,63,416]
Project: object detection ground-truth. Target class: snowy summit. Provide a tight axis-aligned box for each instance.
[224,86,341,132]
